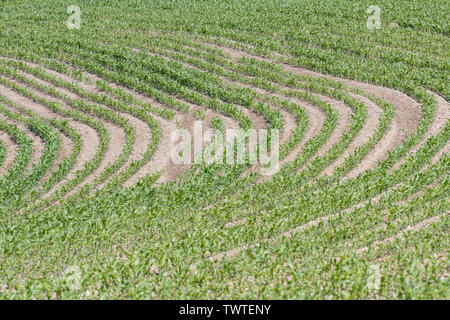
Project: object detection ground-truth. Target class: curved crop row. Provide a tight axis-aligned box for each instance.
[0,1,447,299]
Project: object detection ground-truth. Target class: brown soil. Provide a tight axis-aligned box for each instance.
[320,92,382,177]
[391,92,449,171]
[0,128,18,177]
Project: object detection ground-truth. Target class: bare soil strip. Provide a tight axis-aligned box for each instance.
[0,129,18,176]
[213,195,367,261]
[430,140,450,165]
[0,90,76,186]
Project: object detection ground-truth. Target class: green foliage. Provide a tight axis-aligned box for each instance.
[0,0,447,299]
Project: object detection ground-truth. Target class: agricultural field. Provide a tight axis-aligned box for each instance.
[0,0,448,299]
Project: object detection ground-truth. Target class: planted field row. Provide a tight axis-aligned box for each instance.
[0,0,448,298]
